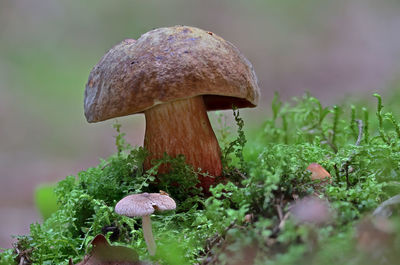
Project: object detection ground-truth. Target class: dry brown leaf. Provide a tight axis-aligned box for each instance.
[70,234,144,265]
[356,217,394,255]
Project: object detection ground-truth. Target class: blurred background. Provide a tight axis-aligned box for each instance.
[1,0,400,249]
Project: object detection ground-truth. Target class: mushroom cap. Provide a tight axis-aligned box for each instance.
[290,196,332,225]
[115,193,176,217]
[306,163,331,181]
[84,25,260,122]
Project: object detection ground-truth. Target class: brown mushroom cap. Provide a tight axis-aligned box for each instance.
[85,25,260,122]
[306,163,331,181]
[115,193,176,217]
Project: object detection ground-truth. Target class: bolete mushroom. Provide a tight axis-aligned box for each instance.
[115,192,176,256]
[84,26,260,191]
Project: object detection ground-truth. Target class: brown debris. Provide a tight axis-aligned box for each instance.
[13,238,33,265]
[356,216,394,256]
[70,234,143,265]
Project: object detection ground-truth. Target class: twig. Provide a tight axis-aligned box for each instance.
[101,162,110,170]
[334,118,363,188]
[276,204,283,221]
[278,212,291,230]
[201,221,236,264]
[343,119,364,189]
[345,164,350,190]
[334,164,340,183]
[271,210,290,237]
[234,168,247,180]
[319,128,338,153]
[275,193,285,221]
[324,136,338,153]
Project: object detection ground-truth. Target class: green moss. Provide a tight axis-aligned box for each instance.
[1,93,400,264]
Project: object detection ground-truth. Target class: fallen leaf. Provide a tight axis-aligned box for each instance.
[356,216,394,257]
[70,234,143,265]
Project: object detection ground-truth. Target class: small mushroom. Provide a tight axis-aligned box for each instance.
[115,193,176,256]
[306,163,331,181]
[84,26,260,192]
[290,196,332,225]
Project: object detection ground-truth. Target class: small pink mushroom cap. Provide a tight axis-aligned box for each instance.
[115,193,176,217]
[291,196,332,225]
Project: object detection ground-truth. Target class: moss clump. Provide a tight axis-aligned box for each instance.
[1,93,400,265]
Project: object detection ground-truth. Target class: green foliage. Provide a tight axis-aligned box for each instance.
[221,107,248,173]
[113,121,132,155]
[144,153,202,206]
[0,249,15,265]
[2,93,400,265]
[35,184,59,220]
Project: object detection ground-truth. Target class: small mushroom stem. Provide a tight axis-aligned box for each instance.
[142,215,156,256]
[144,96,222,191]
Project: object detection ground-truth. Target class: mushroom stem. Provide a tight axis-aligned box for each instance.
[144,96,222,191]
[142,215,156,256]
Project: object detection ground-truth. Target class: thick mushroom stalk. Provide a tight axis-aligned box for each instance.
[144,96,222,190]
